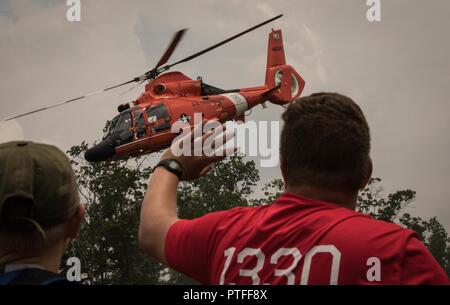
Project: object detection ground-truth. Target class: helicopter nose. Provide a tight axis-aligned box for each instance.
[84,140,116,162]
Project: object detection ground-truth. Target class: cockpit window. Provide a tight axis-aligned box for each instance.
[104,116,119,138]
[114,112,132,133]
[104,111,132,138]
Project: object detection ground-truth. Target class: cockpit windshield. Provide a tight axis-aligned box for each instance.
[103,110,132,139]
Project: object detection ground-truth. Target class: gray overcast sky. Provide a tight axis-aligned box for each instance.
[0,0,449,230]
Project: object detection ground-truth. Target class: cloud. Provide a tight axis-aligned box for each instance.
[0,120,24,143]
[301,24,327,82]
[256,2,277,18]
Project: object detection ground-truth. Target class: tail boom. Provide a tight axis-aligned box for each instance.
[265,29,305,105]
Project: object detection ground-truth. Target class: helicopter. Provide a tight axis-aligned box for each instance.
[6,14,305,162]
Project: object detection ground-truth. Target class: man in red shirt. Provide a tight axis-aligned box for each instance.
[139,92,449,284]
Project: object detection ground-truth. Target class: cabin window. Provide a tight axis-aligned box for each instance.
[146,104,169,123]
[133,109,146,138]
[146,104,170,133]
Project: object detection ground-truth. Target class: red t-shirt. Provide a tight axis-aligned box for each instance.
[165,192,449,285]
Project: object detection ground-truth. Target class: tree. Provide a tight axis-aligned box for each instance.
[423,217,450,275]
[64,142,162,284]
[357,177,416,222]
[177,154,260,219]
[251,178,284,206]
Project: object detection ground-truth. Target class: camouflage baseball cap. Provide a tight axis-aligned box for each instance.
[0,141,79,235]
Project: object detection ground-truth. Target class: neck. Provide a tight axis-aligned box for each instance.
[286,184,358,210]
[0,240,66,274]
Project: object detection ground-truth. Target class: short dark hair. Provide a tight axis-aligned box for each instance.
[280,92,371,192]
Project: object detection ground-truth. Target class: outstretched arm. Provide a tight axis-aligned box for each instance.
[139,166,179,264]
[139,125,232,264]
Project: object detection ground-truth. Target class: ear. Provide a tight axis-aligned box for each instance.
[65,204,85,239]
[360,157,373,189]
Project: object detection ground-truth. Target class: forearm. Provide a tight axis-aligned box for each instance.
[139,167,179,262]
[144,167,179,217]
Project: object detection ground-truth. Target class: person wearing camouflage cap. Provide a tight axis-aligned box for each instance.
[0,141,85,285]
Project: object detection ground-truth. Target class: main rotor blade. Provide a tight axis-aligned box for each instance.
[154,29,187,69]
[5,28,188,121]
[5,79,136,121]
[167,14,283,69]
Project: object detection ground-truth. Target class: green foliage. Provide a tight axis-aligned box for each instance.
[251,178,284,206]
[423,217,450,274]
[357,178,416,222]
[64,142,162,284]
[177,154,260,219]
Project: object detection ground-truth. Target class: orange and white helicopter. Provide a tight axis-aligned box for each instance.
[7,14,305,162]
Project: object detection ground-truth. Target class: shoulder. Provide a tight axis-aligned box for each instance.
[331,214,448,284]
[327,211,418,264]
[332,211,412,242]
[1,268,70,285]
